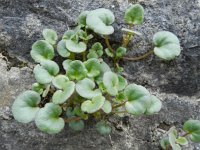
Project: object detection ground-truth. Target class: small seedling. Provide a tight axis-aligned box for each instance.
[12,3,199,147]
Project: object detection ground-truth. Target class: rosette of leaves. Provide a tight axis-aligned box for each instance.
[52,75,75,104]
[153,31,181,60]
[33,60,59,84]
[12,90,41,123]
[124,4,144,25]
[103,71,127,96]
[35,103,65,134]
[87,42,103,59]
[86,8,115,35]
[65,60,88,80]
[76,78,102,99]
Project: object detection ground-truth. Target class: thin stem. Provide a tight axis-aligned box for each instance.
[181,132,190,137]
[123,50,154,61]
[64,117,81,123]
[105,36,114,52]
[69,53,75,60]
[112,101,127,109]
[82,51,86,61]
[122,25,134,47]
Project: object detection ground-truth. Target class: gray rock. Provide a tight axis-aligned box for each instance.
[0,0,200,149]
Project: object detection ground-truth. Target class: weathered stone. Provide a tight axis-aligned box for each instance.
[0,0,200,149]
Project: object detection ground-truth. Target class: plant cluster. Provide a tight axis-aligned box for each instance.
[11,3,199,149]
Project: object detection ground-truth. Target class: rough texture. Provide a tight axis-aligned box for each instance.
[0,0,200,149]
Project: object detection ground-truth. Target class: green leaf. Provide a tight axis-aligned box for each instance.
[76,78,102,99]
[116,92,127,102]
[32,83,45,95]
[153,31,181,60]
[124,84,151,115]
[91,42,103,56]
[168,127,181,150]
[33,60,59,84]
[175,137,188,146]
[62,30,75,40]
[77,11,90,26]
[86,8,115,35]
[57,40,70,57]
[84,58,101,77]
[67,60,87,80]
[52,81,75,104]
[42,84,51,98]
[31,40,54,63]
[183,120,200,142]
[68,120,84,131]
[42,29,58,45]
[117,75,127,91]
[105,48,114,58]
[101,100,112,114]
[124,4,144,25]
[66,40,86,53]
[81,95,105,113]
[96,121,111,135]
[103,71,119,96]
[145,95,162,115]
[78,30,93,41]
[12,90,41,123]
[95,61,111,84]
[87,50,99,59]
[52,75,69,89]
[116,47,127,58]
[62,59,72,71]
[73,107,88,120]
[35,103,65,134]
[160,137,170,150]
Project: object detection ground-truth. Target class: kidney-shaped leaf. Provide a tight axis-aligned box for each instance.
[52,81,75,104]
[86,8,115,35]
[42,29,58,45]
[153,31,181,60]
[77,11,90,26]
[101,100,112,114]
[31,40,54,63]
[81,95,105,113]
[145,95,162,115]
[124,4,144,25]
[33,60,59,84]
[69,120,85,131]
[76,78,101,99]
[35,103,65,134]
[52,75,69,89]
[103,71,119,96]
[124,84,151,115]
[67,60,87,80]
[66,40,86,53]
[183,120,200,142]
[57,40,70,57]
[12,90,41,123]
[96,121,111,135]
[84,58,101,77]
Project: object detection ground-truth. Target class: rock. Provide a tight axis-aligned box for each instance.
[0,0,200,149]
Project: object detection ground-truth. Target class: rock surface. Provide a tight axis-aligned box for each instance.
[0,0,200,149]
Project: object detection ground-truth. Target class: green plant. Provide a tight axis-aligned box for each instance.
[12,3,186,137]
[160,120,200,150]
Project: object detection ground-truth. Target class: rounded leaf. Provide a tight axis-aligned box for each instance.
[66,40,86,53]
[84,58,101,77]
[81,95,105,113]
[102,100,112,114]
[69,120,84,131]
[42,29,58,45]
[77,11,90,26]
[169,127,181,150]
[86,8,115,35]
[175,137,188,146]
[52,75,69,89]
[160,138,170,150]
[12,90,41,123]
[103,71,119,96]
[124,4,144,25]
[33,60,59,84]
[32,83,45,95]
[67,60,87,80]
[105,48,114,58]
[35,103,65,134]
[117,75,127,91]
[153,31,181,60]
[145,95,162,115]
[76,78,102,99]
[183,120,200,142]
[96,121,111,135]
[124,84,151,115]
[57,40,70,57]
[87,50,98,59]
[62,30,75,40]
[62,59,72,71]
[31,40,54,63]
[52,81,75,104]
[116,47,127,58]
